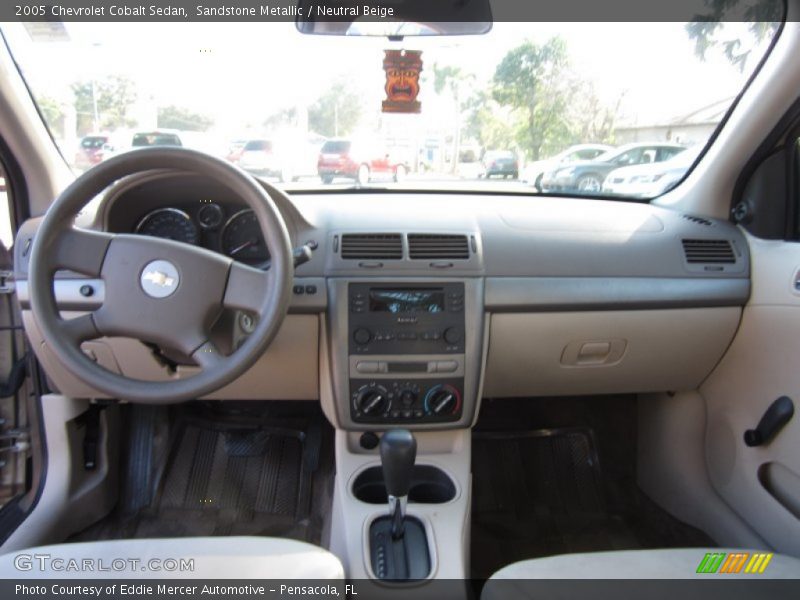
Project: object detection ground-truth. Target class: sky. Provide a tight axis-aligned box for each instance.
[0,20,777,138]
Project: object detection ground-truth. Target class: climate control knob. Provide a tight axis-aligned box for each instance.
[355,386,390,416]
[424,385,462,416]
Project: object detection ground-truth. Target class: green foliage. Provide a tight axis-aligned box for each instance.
[490,38,575,160]
[157,105,214,131]
[308,81,362,137]
[685,0,781,71]
[36,95,65,137]
[71,75,137,135]
[463,88,518,147]
[263,107,297,131]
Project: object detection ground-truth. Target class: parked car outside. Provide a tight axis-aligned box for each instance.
[541,142,686,194]
[237,139,279,177]
[131,129,183,148]
[224,139,248,164]
[602,146,703,198]
[239,135,326,182]
[522,143,614,191]
[74,134,110,170]
[480,150,519,179]
[317,139,408,184]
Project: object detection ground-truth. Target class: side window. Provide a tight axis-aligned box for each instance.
[577,149,602,160]
[640,149,657,164]
[613,149,642,166]
[0,165,13,250]
[795,137,800,238]
[657,147,681,162]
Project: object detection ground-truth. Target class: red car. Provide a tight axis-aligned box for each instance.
[317,139,408,184]
[74,134,109,170]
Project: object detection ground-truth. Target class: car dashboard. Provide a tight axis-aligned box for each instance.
[14,170,750,431]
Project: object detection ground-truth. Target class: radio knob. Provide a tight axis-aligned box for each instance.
[353,328,372,345]
[424,385,461,416]
[356,388,390,416]
[443,327,463,345]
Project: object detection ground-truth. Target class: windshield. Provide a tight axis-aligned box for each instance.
[1,18,780,199]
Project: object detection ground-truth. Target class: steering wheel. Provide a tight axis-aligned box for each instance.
[27,147,293,403]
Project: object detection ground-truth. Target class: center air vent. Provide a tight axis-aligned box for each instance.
[340,233,402,260]
[682,239,736,264]
[408,234,470,260]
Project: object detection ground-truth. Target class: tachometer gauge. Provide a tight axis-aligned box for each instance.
[220,209,270,266]
[135,208,199,245]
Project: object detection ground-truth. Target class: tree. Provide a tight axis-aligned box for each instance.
[263,107,297,132]
[157,105,213,131]
[491,38,573,160]
[685,0,781,71]
[37,95,65,138]
[431,63,475,172]
[566,80,622,145]
[463,90,519,153]
[308,81,362,137]
[71,75,137,135]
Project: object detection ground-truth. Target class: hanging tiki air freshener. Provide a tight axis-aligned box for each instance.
[382,50,423,114]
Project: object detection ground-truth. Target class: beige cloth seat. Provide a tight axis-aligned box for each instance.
[0,537,344,579]
[487,548,800,580]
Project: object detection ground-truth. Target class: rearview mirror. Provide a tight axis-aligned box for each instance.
[295,0,493,36]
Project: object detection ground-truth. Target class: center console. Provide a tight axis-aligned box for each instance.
[349,282,466,425]
[325,277,483,583]
[325,278,484,431]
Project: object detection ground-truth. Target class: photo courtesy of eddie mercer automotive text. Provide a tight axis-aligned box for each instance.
[0,0,798,598]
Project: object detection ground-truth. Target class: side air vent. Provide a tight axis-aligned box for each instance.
[682,239,736,264]
[683,214,713,227]
[408,234,470,260]
[340,233,403,260]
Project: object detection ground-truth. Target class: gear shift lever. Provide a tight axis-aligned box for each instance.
[380,429,416,539]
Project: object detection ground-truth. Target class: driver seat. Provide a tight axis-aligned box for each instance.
[0,537,344,579]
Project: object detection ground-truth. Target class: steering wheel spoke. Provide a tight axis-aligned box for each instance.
[59,313,101,345]
[191,339,225,370]
[223,261,272,314]
[52,228,114,276]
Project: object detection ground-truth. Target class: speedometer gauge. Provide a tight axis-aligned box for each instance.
[220,209,270,266]
[135,208,199,245]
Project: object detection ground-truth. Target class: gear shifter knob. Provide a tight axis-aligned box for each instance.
[380,429,417,498]
[380,429,416,538]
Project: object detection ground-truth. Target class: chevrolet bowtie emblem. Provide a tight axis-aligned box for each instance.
[142,270,175,288]
[140,260,180,298]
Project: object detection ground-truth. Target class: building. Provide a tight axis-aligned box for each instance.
[614,98,732,146]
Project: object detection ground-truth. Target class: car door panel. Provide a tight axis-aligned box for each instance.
[701,231,800,554]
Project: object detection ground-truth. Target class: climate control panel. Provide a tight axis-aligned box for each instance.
[350,379,463,424]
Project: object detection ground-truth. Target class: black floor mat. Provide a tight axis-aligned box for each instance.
[72,402,334,545]
[471,425,714,580]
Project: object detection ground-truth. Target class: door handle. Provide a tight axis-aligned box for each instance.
[744,396,795,447]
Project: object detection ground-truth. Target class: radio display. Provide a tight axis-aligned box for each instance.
[369,288,445,314]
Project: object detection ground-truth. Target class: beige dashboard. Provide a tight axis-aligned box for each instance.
[13,172,750,426]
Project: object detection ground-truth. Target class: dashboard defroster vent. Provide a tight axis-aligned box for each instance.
[408,234,470,260]
[682,239,736,264]
[682,214,713,227]
[341,233,403,260]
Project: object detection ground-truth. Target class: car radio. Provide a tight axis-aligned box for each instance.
[348,283,466,424]
[348,283,465,354]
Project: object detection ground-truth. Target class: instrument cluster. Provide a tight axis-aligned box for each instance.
[133,203,269,267]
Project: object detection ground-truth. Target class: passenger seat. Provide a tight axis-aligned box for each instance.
[484,548,800,584]
[0,537,344,579]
